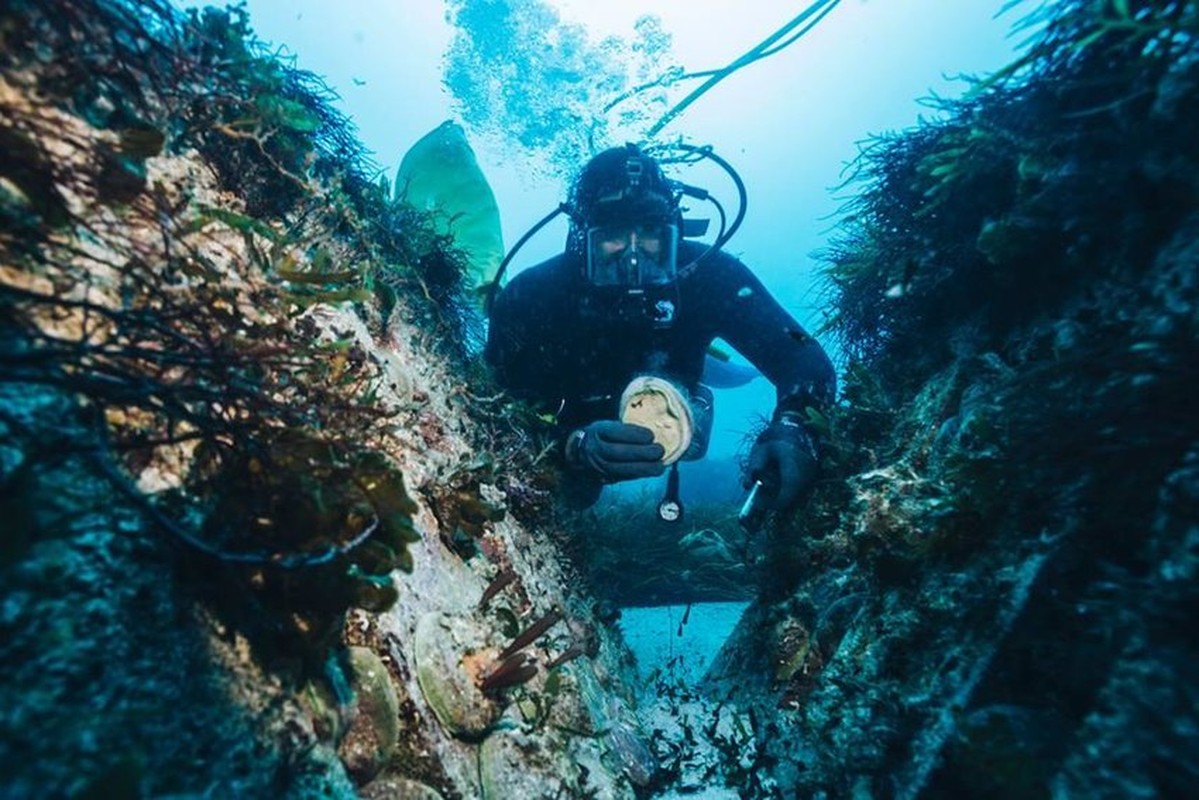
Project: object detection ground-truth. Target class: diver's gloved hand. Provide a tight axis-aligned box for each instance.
[745,411,819,510]
[565,420,666,482]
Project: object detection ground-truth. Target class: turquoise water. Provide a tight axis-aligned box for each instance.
[619,602,750,687]
[173,0,1024,463]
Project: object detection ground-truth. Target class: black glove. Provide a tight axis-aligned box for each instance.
[565,420,666,482]
[745,411,819,510]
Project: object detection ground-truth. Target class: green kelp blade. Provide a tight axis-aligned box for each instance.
[395,120,504,299]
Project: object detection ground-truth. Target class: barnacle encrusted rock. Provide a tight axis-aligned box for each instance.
[338,646,400,784]
[413,611,503,737]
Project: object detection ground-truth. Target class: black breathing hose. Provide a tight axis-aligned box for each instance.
[483,144,748,315]
[484,203,569,316]
[656,141,748,252]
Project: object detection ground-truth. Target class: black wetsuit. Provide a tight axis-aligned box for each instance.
[486,240,837,438]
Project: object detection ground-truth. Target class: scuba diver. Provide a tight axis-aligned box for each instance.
[485,144,836,520]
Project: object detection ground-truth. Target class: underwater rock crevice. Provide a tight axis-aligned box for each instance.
[701,2,1199,796]
[4,1,1198,798]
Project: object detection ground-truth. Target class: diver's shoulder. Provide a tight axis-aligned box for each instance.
[680,240,749,277]
[501,253,575,297]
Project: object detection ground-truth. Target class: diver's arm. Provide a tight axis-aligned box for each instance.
[712,255,835,510]
[483,285,516,377]
[484,280,544,401]
[492,299,667,504]
[713,256,836,416]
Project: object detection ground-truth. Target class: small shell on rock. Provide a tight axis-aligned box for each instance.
[338,646,400,785]
[605,718,658,787]
[773,620,817,684]
[413,612,503,737]
[479,729,571,799]
[565,662,609,737]
[373,348,414,404]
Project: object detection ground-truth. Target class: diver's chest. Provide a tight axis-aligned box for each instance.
[564,318,707,373]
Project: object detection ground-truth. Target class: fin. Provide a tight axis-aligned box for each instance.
[701,354,761,388]
[394,121,504,299]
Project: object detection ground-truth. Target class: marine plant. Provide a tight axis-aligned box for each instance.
[561,495,758,606]
[421,465,507,559]
[0,0,488,662]
[738,1,1199,794]
[821,0,1199,392]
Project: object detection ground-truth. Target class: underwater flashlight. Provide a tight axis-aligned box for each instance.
[738,480,770,533]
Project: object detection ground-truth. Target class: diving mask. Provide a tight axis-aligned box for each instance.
[585,221,678,289]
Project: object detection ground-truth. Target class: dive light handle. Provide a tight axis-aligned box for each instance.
[739,479,770,533]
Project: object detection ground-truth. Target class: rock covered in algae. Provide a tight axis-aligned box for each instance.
[338,646,400,784]
[479,729,573,798]
[413,611,503,737]
[605,716,658,787]
[359,776,445,800]
[574,663,658,786]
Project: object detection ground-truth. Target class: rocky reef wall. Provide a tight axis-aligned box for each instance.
[4,1,1197,799]
[0,2,659,798]
[707,2,1199,797]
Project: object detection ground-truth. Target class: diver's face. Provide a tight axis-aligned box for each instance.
[597,225,664,261]
[586,221,677,288]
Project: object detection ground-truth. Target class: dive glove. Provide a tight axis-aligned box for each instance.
[565,420,667,482]
[745,411,819,510]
